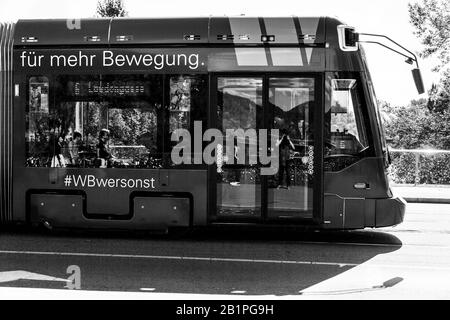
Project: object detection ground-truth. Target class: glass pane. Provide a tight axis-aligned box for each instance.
[167,75,207,167]
[268,78,315,219]
[26,77,50,167]
[330,79,368,151]
[216,77,262,217]
[169,76,191,131]
[26,75,164,168]
[108,106,159,165]
[325,75,373,172]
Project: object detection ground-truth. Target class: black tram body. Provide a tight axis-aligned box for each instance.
[0,17,405,231]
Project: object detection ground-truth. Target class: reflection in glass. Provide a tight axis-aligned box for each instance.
[167,75,207,167]
[26,74,207,169]
[329,79,368,154]
[108,106,158,162]
[268,78,315,219]
[169,76,191,132]
[216,78,262,217]
[324,76,373,172]
[26,77,50,167]
[25,75,164,168]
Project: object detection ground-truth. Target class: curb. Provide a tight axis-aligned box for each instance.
[404,198,450,204]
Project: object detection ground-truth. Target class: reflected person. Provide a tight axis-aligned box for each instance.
[68,131,82,166]
[276,129,295,189]
[96,129,114,168]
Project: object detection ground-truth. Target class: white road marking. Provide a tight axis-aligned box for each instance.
[289,240,450,249]
[1,249,450,271]
[299,287,384,295]
[230,290,247,294]
[0,250,357,267]
[291,241,403,248]
[140,288,156,292]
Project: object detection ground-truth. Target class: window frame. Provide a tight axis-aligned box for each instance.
[324,72,376,172]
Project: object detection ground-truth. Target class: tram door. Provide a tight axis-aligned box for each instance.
[213,76,319,222]
[266,77,316,220]
[215,77,264,219]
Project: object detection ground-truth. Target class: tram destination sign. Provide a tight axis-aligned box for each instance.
[70,81,145,97]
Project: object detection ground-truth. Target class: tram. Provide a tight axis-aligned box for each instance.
[0,17,424,231]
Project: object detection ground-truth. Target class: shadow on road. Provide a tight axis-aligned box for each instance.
[0,226,403,295]
[1,223,403,244]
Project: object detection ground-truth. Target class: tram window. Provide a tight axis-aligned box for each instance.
[26,77,51,167]
[169,76,192,131]
[167,75,207,167]
[25,74,207,169]
[217,78,262,166]
[325,76,373,171]
[25,74,164,168]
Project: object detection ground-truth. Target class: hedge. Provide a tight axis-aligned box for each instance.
[389,152,450,185]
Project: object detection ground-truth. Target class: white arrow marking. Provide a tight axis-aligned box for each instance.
[0,271,69,284]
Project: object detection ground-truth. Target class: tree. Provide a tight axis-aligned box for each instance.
[426,69,450,113]
[381,98,450,149]
[382,98,450,184]
[408,0,450,72]
[96,0,128,18]
[409,0,450,112]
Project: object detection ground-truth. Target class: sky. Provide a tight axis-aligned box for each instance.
[0,0,442,106]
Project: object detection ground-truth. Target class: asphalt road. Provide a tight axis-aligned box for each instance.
[0,203,449,299]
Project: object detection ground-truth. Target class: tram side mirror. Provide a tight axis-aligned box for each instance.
[412,68,425,94]
[337,25,359,52]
